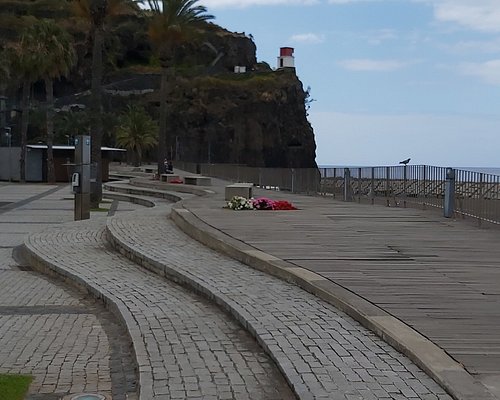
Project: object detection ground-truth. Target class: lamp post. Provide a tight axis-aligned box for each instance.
[4,126,11,182]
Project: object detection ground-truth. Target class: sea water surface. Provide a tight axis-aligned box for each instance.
[319,165,500,176]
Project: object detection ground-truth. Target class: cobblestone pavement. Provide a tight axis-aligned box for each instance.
[25,219,294,400]
[105,205,453,400]
[0,184,139,399]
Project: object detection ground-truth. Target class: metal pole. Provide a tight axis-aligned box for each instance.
[74,135,91,221]
[444,167,455,218]
[5,127,12,182]
[343,168,352,202]
[403,165,407,208]
[371,167,375,205]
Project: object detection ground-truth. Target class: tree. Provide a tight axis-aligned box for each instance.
[145,0,214,175]
[55,110,91,143]
[10,24,44,182]
[0,48,10,91]
[0,48,11,131]
[115,104,158,166]
[32,19,76,183]
[72,0,139,205]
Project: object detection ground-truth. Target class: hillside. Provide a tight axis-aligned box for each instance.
[0,1,317,168]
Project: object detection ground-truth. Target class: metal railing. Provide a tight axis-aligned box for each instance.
[174,161,321,194]
[454,168,500,225]
[173,161,500,226]
[319,165,447,209]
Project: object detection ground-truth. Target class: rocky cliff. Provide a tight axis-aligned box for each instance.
[154,69,317,168]
[1,3,317,168]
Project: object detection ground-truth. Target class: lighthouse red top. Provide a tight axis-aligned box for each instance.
[280,47,294,57]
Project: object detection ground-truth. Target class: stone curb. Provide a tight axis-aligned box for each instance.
[167,203,497,400]
[21,225,152,400]
[104,181,185,203]
[128,177,215,197]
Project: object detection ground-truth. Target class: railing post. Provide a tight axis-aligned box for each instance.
[357,167,362,203]
[444,167,455,218]
[291,168,295,193]
[422,165,427,210]
[343,168,352,202]
[385,166,390,207]
[371,167,375,205]
[403,165,407,208]
[333,168,337,199]
[478,173,484,227]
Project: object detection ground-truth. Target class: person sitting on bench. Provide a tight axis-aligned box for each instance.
[164,158,173,174]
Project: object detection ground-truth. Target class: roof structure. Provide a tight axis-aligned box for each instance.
[27,145,126,152]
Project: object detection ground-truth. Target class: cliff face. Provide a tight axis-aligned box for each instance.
[155,70,317,168]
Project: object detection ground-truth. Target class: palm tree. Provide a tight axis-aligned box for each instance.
[72,0,139,205]
[145,0,214,175]
[0,49,11,131]
[10,26,44,182]
[32,19,76,183]
[115,104,158,166]
[55,110,91,142]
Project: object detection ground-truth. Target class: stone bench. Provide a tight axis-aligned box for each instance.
[144,167,155,173]
[225,183,253,200]
[184,176,211,186]
[160,174,180,183]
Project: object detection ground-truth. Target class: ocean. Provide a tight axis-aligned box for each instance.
[319,165,500,176]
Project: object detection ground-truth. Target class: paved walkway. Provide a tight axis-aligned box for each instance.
[106,165,500,400]
[106,203,452,400]
[12,165,499,400]
[23,175,454,399]
[24,216,293,400]
[164,172,500,398]
[0,184,139,399]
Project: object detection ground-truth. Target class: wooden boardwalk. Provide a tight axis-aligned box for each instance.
[189,182,500,396]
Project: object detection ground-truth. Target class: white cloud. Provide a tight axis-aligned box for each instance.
[446,38,500,54]
[421,0,500,32]
[290,33,325,44]
[200,0,318,8]
[458,60,500,85]
[338,58,411,71]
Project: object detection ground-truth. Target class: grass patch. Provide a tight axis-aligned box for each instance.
[0,374,32,400]
[90,207,109,212]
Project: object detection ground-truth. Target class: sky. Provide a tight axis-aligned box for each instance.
[198,0,500,167]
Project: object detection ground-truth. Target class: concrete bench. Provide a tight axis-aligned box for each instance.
[225,183,253,200]
[160,174,180,183]
[144,167,155,173]
[184,176,211,186]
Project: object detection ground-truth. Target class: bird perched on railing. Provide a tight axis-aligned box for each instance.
[399,158,411,165]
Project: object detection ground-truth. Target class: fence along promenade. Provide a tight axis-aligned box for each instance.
[174,161,500,226]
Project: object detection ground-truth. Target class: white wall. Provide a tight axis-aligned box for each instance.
[0,147,20,181]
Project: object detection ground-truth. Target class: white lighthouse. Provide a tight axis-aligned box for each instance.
[277,47,295,69]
